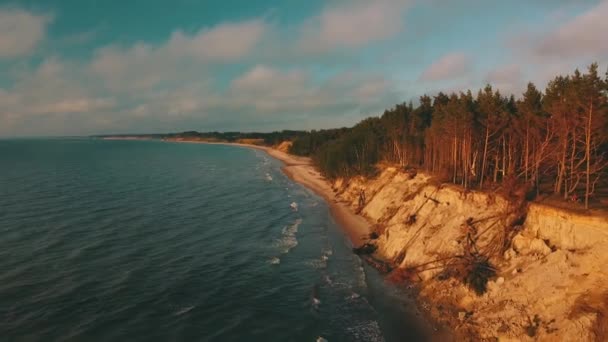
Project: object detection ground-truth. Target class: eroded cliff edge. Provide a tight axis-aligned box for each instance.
[333,167,608,341]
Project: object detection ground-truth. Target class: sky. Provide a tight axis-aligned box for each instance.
[0,0,607,136]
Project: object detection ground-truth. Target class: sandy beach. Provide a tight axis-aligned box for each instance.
[171,140,372,246]
[263,147,372,247]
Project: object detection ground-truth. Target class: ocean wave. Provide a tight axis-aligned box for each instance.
[1,140,405,341]
[346,292,361,301]
[274,218,302,254]
[307,247,333,269]
[305,259,327,269]
[174,306,195,316]
[326,280,351,290]
[345,320,385,342]
[356,265,368,289]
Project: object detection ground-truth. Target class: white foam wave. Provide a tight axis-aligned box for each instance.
[174,306,195,316]
[283,218,301,235]
[269,257,281,265]
[356,265,367,289]
[327,281,351,289]
[306,259,327,269]
[307,248,332,269]
[322,248,333,259]
[265,173,273,181]
[274,218,302,254]
[346,320,384,342]
[346,292,361,300]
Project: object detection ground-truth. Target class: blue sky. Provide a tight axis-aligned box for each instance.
[0,0,606,136]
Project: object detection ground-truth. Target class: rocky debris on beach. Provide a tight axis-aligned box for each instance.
[352,243,377,255]
[334,166,608,341]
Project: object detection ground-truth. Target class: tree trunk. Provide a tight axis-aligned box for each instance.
[524,122,529,181]
[585,102,593,209]
[555,132,568,196]
[567,129,577,199]
[480,125,490,189]
[502,136,507,179]
[453,135,457,184]
[494,153,499,183]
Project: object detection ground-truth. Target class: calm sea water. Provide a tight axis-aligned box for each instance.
[0,139,429,341]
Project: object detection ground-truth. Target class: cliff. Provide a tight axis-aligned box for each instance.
[333,167,608,341]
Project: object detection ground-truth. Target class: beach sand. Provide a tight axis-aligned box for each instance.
[264,147,372,247]
[174,140,372,247]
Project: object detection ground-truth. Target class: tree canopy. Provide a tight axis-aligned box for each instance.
[289,64,608,208]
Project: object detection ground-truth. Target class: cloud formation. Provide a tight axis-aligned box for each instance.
[2,59,113,113]
[0,8,51,58]
[225,66,395,116]
[484,64,523,95]
[0,3,411,135]
[419,52,470,82]
[90,19,268,93]
[1,1,606,136]
[298,0,410,52]
[166,20,268,61]
[535,0,608,59]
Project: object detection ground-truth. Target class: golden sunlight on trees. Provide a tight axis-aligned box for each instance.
[290,64,608,209]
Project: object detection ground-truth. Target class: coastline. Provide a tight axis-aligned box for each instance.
[168,140,372,247]
[99,135,608,339]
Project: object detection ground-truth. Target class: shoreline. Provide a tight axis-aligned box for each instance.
[102,137,608,339]
[167,140,372,247]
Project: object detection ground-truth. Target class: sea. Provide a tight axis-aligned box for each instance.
[0,139,429,341]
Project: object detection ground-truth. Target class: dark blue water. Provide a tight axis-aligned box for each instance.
[0,139,428,341]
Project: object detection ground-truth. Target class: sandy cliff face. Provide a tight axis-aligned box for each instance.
[334,167,608,341]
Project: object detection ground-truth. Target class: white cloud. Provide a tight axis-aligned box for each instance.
[0,8,51,58]
[354,78,390,99]
[484,64,523,96]
[142,83,216,117]
[498,1,608,93]
[90,19,268,93]
[508,0,608,63]
[227,66,318,113]
[419,52,470,81]
[125,66,396,126]
[226,66,395,115]
[485,64,521,83]
[166,19,267,61]
[90,43,167,92]
[28,97,116,115]
[535,0,608,59]
[0,89,18,107]
[298,0,410,52]
[0,57,118,135]
[13,58,99,104]
[1,7,404,135]
[231,65,308,97]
